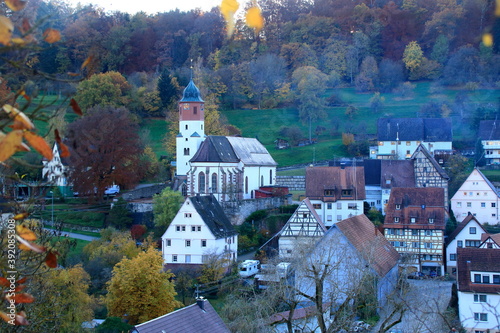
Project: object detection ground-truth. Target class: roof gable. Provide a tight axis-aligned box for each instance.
[411,144,449,180]
[280,198,326,238]
[334,214,400,277]
[457,248,500,293]
[447,214,486,245]
[226,136,277,166]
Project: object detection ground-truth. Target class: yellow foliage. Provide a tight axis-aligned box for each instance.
[106,247,182,325]
[0,16,13,46]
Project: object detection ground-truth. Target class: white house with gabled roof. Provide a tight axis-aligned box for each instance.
[450,168,500,225]
[161,194,237,265]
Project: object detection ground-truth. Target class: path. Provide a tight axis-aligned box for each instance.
[44,228,99,241]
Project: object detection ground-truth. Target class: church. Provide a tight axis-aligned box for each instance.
[175,79,277,202]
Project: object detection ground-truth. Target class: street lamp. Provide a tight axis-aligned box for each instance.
[49,190,54,227]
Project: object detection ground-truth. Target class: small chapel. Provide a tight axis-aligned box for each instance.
[175,79,277,202]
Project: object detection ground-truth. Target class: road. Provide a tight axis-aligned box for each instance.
[373,279,454,333]
[44,228,99,241]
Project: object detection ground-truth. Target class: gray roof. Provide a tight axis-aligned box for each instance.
[180,79,204,102]
[380,160,415,189]
[191,136,277,166]
[479,120,500,140]
[132,299,230,333]
[377,118,452,142]
[190,195,237,239]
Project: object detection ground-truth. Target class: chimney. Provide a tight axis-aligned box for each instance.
[196,297,206,311]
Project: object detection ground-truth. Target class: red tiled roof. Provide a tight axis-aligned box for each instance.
[306,166,365,201]
[457,247,500,293]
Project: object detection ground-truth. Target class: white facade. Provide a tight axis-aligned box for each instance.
[459,291,500,333]
[42,144,68,187]
[450,168,500,225]
[309,198,364,226]
[161,197,237,265]
[482,139,500,165]
[446,217,486,275]
[365,185,382,212]
[176,119,205,176]
[376,140,452,160]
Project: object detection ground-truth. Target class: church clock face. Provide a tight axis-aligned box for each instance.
[182,103,190,110]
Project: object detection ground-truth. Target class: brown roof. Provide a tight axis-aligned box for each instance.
[380,160,415,189]
[383,187,447,230]
[268,303,331,325]
[132,299,230,333]
[447,214,486,245]
[336,214,400,277]
[481,233,500,245]
[457,247,500,293]
[306,166,365,201]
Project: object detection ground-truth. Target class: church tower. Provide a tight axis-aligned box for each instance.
[176,79,205,176]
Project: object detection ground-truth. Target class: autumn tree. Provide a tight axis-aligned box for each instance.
[152,187,184,236]
[106,247,182,325]
[66,106,144,202]
[74,71,132,112]
[249,53,286,109]
[20,265,94,332]
[292,66,328,142]
[198,249,231,284]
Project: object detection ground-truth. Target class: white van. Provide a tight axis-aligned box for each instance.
[238,260,260,278]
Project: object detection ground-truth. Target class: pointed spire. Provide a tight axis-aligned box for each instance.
[180,79,204,102]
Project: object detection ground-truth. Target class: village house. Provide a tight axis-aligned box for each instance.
[175,79,277,202]
[278,198,326,258]
[457,247,500,333]
[479,120,500,165]
[446,214,488,275]
[375,118,453,160]
[305,165,365,227]
[161,194,237,266]
[383,187,448,276]
[42,144,73,197]
[480,233,500,249]
[292,214,400,321]
[131,297,230,333]
[450,168,500,225]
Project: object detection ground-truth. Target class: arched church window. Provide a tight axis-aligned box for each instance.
[199,172,205,193]
[211,173,217,193]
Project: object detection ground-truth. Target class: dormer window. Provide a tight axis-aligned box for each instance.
[410,217,416,223]
[324,190,334,196]
[428,218,434,224]
[394,217,400,223]
[395,204,401,210]
[341,189,353,197]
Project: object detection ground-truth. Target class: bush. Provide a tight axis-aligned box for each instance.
[245,209,268,223]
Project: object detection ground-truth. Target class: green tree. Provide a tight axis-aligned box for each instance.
[106,247,182,325]
[370,92,385,113]
[74,71,131,112]
[431,34,450,65]
[153,187,184,236]
[292,66,328,142]
[198,249,231,284]
[107,197,133,229]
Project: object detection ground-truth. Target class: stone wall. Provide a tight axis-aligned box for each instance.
[220,196,292,225]
[121,184,167,201]
[276,176,306,191]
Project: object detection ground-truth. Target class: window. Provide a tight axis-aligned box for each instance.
[172,255,178,262]
[410,217,416,223]
[201,240,207,247]
[425,230,432,236]
[465,240,481,247]
[481,202,486,208]
[183,148,190,155]
[394,217,400,223]
[327,203,332,209]
[176,226,181,231]
[211,173,217,193]
[348,203,357,210]
[199,172,206,193]
[413,242,419,248]
[341,189,353,197]
[324,190,334,196]
[337,215,342,221]
[337,202,342,209]
[182,226,186,231]
[197,226,201,231]
[457,202,462,207]
[185,213,192,218]
[185,255,191,263]
[474,294,487,303]
[474,313,488,322]
[261,175,264,187]
[185,240,191,247]
[470,227,477,234]
[193,106,197,114]
[474,274,481,283]
[412,230,419,236]
[467,202,472,207]
[450,253,456,261]
[483,275,490,283]
[245,176,248,194]
[425,242,433,249]
[185,124,188,130]
[302,213,308,218]
[396,204,401,210]
[192,226,196,232]
[457,241,463,248]
[327,215,332,222]
[166,239,171,247]
[313,204,322,209]
[492,203,496,208]
[493,275,500,284]
[428,218,434,223]
[269,170,273,184]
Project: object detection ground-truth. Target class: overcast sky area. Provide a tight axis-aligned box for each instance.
[64,0,224,14]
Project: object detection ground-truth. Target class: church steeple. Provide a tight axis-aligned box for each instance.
[176,79,206,177]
